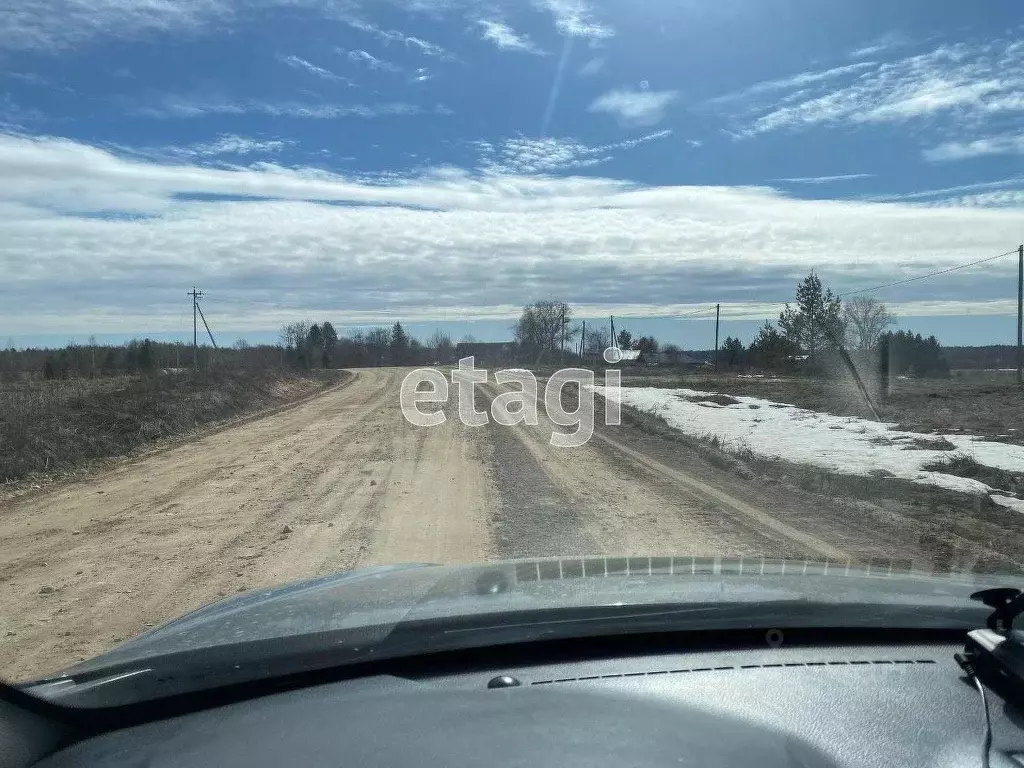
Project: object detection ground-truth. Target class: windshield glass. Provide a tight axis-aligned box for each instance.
[2,0,1023,690]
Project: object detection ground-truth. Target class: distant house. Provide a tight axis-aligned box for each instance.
[649,349,700,366]
[454,341,515,365]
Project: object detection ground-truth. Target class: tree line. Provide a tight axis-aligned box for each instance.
[718,273,950,377]
[279,320,465,369]
[2,338,284,380]
[2,275,953,381]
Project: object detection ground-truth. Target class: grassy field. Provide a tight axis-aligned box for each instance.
[0,368,345,488]
[621,368,1024,445]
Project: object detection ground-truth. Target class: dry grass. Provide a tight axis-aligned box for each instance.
[0,369,342,484]
[921,451,1023,496]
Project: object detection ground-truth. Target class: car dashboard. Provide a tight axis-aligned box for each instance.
[7,638,1024,768]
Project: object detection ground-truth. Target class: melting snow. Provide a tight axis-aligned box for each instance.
[593,386,1024,504]
[991,495,1024,514]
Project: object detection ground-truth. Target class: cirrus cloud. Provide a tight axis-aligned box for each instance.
[715,38,1024,139]
[923,132,1024,161]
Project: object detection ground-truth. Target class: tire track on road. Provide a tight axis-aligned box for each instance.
[479,380,848,561]
[587,429,848,561]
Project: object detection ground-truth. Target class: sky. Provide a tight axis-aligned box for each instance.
[2,0,1024,348]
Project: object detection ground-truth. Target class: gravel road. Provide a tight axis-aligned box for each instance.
[0,367,990,680]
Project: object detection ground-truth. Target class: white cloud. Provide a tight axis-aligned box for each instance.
[0,0,459,57]
[134,96,423,119]
[339,48,401,72]
[105,135,293,162]
[476,129,672,174]
[579,57,604,76]
[476,20,544,55]
[0,94,45,131]
[588,88,678,126]
[923,132,1024,161]
[848,31,913,59]
[345,18,452,59]
[180,135,292,157]
[2,132,1023,334]
[925,190,1024,209]
[774,173,874,184]
[534,0,613,40]
[8,72,48,85]
[276,54,351,84]
[0,0,233,51]
[706,61,878,106]
[868,177,1024,203]
[717,39,1024,138]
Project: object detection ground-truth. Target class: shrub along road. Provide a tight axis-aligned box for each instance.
[0,367,1016,681]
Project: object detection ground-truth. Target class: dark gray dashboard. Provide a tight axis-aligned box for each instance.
[27,643,1024,768]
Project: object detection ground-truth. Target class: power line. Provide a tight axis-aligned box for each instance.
[598,306,715,322]
[838,248,1019,298]
[583,246,1020,327]
[660,306,718,320]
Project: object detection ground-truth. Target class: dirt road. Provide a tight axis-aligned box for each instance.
[0,367,987,680]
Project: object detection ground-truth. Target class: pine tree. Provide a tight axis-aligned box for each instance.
[721,336,744,367]
[778,272,842,361]
[390,322,409,364]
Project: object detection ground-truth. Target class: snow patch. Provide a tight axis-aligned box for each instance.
[593,385,1024,501]
[991,495,1024,514]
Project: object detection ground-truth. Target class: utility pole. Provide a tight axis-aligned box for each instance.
[580,319,586,358]
[1017,244,1023,385]
[714,303,721,371]
[610,315,617,349]
[560,304,566,365]
[188,287,203,369]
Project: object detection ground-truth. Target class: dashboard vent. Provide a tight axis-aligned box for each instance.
[509,556,920,585]
[529,659,936,685]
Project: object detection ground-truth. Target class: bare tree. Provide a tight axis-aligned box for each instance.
[514,301,572,363]
[429,329,453,350]
[365,327,391,365]
[280,321,312,350]
[584,328,610,355]
[843,297,895,352]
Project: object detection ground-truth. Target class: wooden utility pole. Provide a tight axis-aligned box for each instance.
[714,303,721,370]
[188,287,203,369]
[610,315,616,349]
[1017,244,1023,385]
[560,304,566,364]
[580,319,586,358]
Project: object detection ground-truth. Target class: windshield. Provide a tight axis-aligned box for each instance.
[2,0,1024,690]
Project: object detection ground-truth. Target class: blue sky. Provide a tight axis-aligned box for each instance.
[2,0,1023,348]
